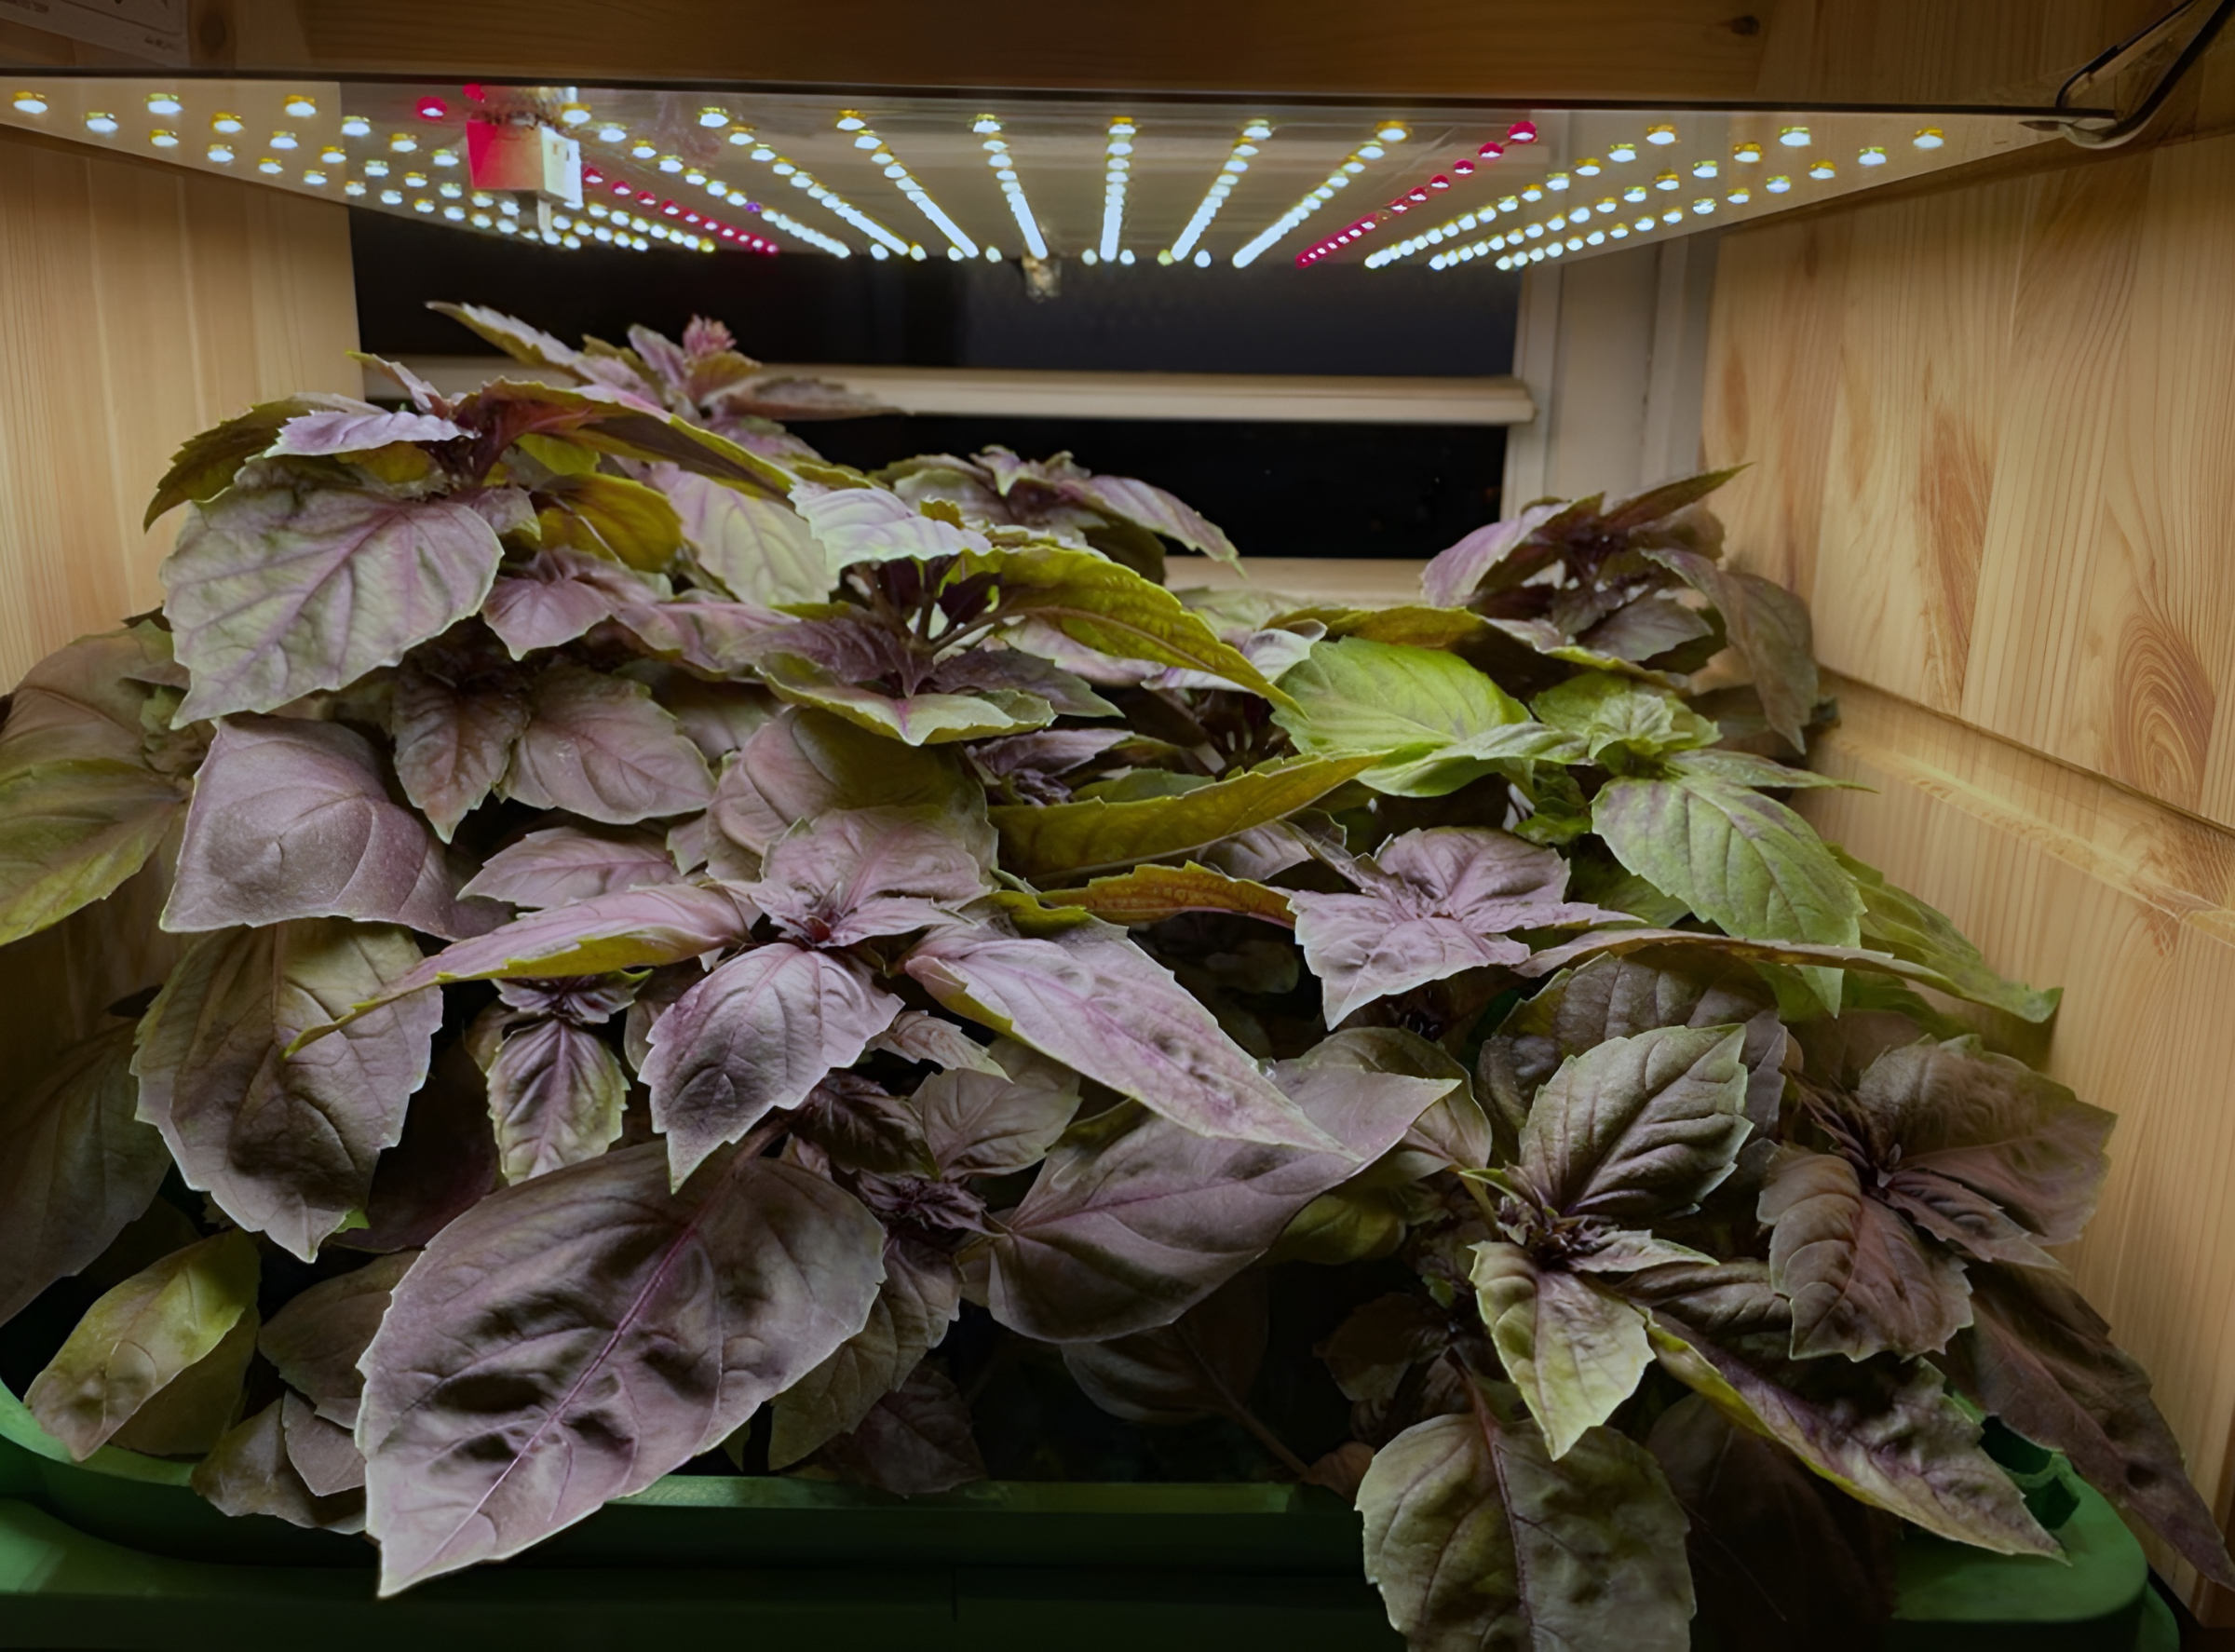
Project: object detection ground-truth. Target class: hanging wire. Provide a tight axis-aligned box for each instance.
[2025,0,2235,148]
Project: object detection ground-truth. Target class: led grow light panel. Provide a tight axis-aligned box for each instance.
[1,77,2072,272]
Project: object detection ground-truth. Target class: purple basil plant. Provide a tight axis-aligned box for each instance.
[0,305,2225,1646]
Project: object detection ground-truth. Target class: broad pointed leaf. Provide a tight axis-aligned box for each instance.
[754,806,993,946]
[134,920,442,1259]
[1289,827,1618,1025]
[461,824,679,909]
[1648,548,1817,750]
[974,546,1294,704]
[982,1030,1448,1339]
[1063,1273,1267,1425]
[483,1017,629,1183]
[1472,1241,1653,1458]
[390,647,531,841]
[657,467,830,604]
[813,1363,986,1495]
[1852,1038,2111,1245]
[1761,1148,1973,1359]
[1634,1261,2054,1553]
[481,548,649,657]
[102,1307,257,1456]
[1833,848,2059,1023]
[358,1144,885,1592]
[792,480,991,566]
[1418,501,1565,607]
[0,1024,170,1327]
[271,407,462,456]
[164,716,489,939]
[192,1398,367,1533]
[143,393,367,526]
[989,755,1375,879]
[757,651,1054,745]
[1943,1265,2235,1588]
[1358,1384,1693,1652]
[905,911,1333,1150]
[0,631,189,947]
[258,1251,418,1429]
[914,1064,1082,1177]
[1520,1023,1751,1220]
[1039,862,1294,928]
[870,1009,1006,1076]
[1534,672,1719,765]
[643,942,901,1183]
[501,662,713,824]
[26,1229,259,1459]
[282,1390,368,1496]
[769,1235,960,1469]
[1646,1395,1899,1652]
[1593,771,1862,1010]
[1273,637,1530,778]
[537,472,685,571]
[164,484,511,722]
[713,708,980,861]
[304,884,758,1046]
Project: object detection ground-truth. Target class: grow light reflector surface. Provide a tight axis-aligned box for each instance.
[0,78,2073,270]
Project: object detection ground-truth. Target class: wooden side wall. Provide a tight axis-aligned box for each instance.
[0,128,359,686]
[1703,118,2235,1615]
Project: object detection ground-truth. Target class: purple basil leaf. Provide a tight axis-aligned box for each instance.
[481,548,652,658]
[163,715,494,940]
[1648,547,1818,751]
[0,1023,169,1327]
[869,1009,1005,1076]
[1418,501,1564,607]
[461,823,680,909]
[484,1017,629,1183]
[282,1389,368,1496]
[983,1029,1451,1340]
[0,630,191,948]
[358,1143,885,1592]
[1520,1023,1753,1222]
[164,484,512,723]
[258,1251,418,1428]
[769,1234,960,1469]
[1942,1264,2235,1589]
[1851,1037,2113,1247]
[1482,953,1782,1156]
[268,407,462,456]
[305,884,759,1046]
[1288,827,1619,1025]
[643,941,901,1183]
[193,1398,367,1534]
[752,806,993,947]
[390,645,531,842]
[134,919,442,1261]
[1646,1395,1898,1652]
[929,646,1122,719]
[1075,473,1237,561]
[1760,1146,1974,1360]
[500,660,714,825]
[792,479,992,567]
[1634,1261,2054,1554]
[1878,1168,2058,1269]
[914,1063,1082,1178]
[1063,1271,1268,1424]
[711,707,982,864]
[813,1362,985,1496]
[787,1075,936,1176]
[332,1042,497,1253]
[649,465,830,605]
[906,911,1335,1152]
[27,1228,259,1459]
[1358,1382,1694,1651]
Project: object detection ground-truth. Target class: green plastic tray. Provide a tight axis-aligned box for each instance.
[0,1381,2175,1650]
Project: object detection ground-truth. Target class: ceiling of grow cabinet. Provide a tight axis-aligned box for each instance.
[1,76,2079,271]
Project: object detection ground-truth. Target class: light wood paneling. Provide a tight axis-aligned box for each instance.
[1704,106,2235,1616]
[0,129,359,686]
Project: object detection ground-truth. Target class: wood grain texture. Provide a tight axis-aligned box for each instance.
[0,126,359,687]
[1705,108,2235,1616]
[137,0,2191,108]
